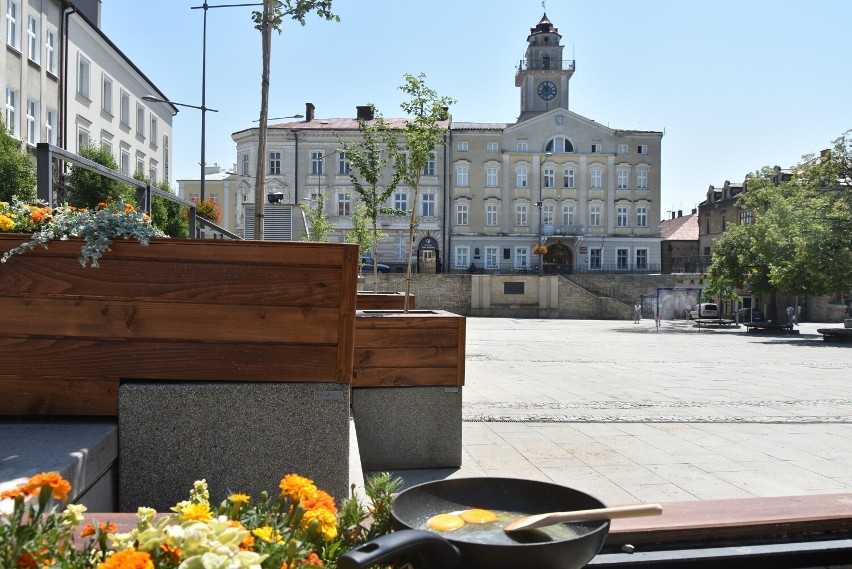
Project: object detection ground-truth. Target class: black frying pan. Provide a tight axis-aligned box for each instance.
[338,477,610,569]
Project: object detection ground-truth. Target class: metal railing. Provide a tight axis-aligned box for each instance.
[444,261,661,276]
[517,59,575,72]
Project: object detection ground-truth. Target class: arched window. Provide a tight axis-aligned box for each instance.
[545,136,574,153]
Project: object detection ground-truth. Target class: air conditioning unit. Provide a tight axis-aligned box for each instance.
[267,192,284,204]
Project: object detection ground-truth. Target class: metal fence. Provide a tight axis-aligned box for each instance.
[444,261,662,275]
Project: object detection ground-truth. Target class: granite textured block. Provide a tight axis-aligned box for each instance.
[0,421,118,513]
[119,382,350,512]
[352,386,462,470]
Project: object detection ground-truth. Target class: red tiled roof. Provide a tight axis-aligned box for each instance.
[660,212,698,241]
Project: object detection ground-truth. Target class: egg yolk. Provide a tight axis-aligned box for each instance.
[460,509,497,524]
[427,513,465,531]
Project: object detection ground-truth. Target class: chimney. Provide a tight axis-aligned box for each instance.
[671,212,675,220]
[678,209,682,217]
[305,103,315,122]
[356,105,374,120]
[691,208,697,215]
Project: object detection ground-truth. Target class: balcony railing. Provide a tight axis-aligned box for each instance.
[517,59,575,72]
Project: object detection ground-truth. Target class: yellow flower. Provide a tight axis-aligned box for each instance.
[302,507,338,541]
[0,215,14,231]
[279,474,317,503]
[252,525,283,543]
[180,502,212,522]
[228,493,251,505]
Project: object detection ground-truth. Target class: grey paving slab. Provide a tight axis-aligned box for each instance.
[358,318,852,505]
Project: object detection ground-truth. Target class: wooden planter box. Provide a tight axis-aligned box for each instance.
[351,309,465,470]
[356,291,415,310]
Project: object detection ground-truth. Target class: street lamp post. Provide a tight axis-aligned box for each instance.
[538,152,552,276]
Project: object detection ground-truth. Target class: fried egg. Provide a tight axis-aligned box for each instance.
[460,508,497,524]
[427,513,466,531]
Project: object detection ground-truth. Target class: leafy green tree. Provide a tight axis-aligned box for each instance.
[336,105,402,289]
[346,204,384,262]
[133,172,189,238]
[0,120,37,202]
[395,73,455,310]
[69,145,135,208]
[251,0,338,239]
[299,193,333,242]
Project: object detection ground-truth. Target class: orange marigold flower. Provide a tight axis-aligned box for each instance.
[144,214,151,222]
[98,202,108,208]
[160,544,182,564]
[301,507,338,541]
[279,474,317,503]
[25,472,71,501]
[81,522,117,537]
[1,486,29,500]
[16,551,38,569]
[97,548,154,569]
[300,489,337,515]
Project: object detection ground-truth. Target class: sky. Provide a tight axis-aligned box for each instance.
[101,0,851,217]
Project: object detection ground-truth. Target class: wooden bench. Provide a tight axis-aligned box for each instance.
[744,322,799,334]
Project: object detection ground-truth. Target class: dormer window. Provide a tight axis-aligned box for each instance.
[545,136,573,153]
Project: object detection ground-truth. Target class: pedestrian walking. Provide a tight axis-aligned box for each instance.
[786,304,795,325]
[634,302,642,323]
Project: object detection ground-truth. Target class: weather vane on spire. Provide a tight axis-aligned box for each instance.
[542,0,546,10]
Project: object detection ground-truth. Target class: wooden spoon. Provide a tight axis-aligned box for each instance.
[503,503,663,532]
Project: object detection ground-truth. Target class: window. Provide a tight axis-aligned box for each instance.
[487,142,498,152]
[563,167,575,188]
[515,203,528,227]
[456,165,469,187]
[120,91,130,126]
[77,123,90,152]
[704,246,711,256]
[150,116,158,145]
[739,210,753,225]
[617,206,628,227]
[25,99,36,144]
[617,169,629,189]
[27,14,38,62]
[101,75,113,115]
[589,205,602,226]
[516,167,528,188]
[486,167,498,187]
[617,144,628,155]
[241,153,249,176]
[421,152,436,176]
[638,145,648,154]
[45,109,56,145]
[542,203,554,226]
[515,246,530,269]
[486,203,498,226]
[543,168,555,188]
[721,215,727,231]
[637,170,648,190]
[136,154,145,176]
[421,193,435,217]
[562,203,575,226]
[516,141,528,152]
[100,132,113,157]
[394,235,406,259]
[591,168,602,189]
[336,192,351,216]
[307,151,322,174]
[338,152,349,175]
[617,248,629,269]
[457,141,468,151]
[5,88,18,137]
[545,136,573,153]
[591,143,601,153]
[6,1,18,49]
[78,55,91,99]
[637,206,648,227]
[120,145,130,175]
[589,248,602,269]
[149,160,158,184]
[485,246,498,269]
[136,103,145,137]
[393,192,407,212]
[45,30,56,74]
[268,151,281,175]
[454,246,470,269]
[555,115,564,125]
[636,249,648,269]
[456,203,469,225]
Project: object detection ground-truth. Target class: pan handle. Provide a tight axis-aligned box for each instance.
[337,530,461,569]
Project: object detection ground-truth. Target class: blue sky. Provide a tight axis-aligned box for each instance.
[102,0,851,217]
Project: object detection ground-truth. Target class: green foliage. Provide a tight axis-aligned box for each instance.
[194,199,222,224]
[0,119,37,202]
[300,193,333,242]
[69,145,135,208]
[252,0,339,31]
[132,172,189,238]
[346,204,385,257]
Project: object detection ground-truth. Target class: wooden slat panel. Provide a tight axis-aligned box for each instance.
[355,293,414,310]
[1,377,119,415]
[0,338,340,382]
[336,245,359,384]
[455,315,466,386]
[354,347,460,368]
[0,258,343,305]
[351,367,459,387]
[1,298,340,344]
[355,326,460,348]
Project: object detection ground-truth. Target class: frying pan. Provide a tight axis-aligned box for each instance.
[338,477,610,569]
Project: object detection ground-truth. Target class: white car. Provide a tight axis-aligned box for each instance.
[689,303,720,320]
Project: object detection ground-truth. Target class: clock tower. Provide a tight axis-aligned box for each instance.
[515,13,574,122]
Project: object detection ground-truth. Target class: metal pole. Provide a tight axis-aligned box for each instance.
[200,2,208,204]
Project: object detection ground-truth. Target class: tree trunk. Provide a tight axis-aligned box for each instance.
[253,0,274,240]
[404,182,418,312]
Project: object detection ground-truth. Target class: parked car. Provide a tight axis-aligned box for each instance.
[736,307,765,322]
[688,303,720,320]
[360,257,390,273]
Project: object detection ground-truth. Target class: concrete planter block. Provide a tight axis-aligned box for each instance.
[119,381,350,512]
[844,318,852,329]
[352,386,462,470]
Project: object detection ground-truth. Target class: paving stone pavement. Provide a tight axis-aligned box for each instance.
[358,318,852,506]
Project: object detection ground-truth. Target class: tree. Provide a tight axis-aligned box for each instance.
[336,105,402,290]
[0,120,36,202]
[68,145,136,208]
[251,0,338,240]
[395,73,455,311]
[299,193,333,242]
[133,172,189,238]
[346,204,384,261]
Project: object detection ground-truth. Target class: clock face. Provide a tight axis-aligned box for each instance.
[538,81,557,101]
